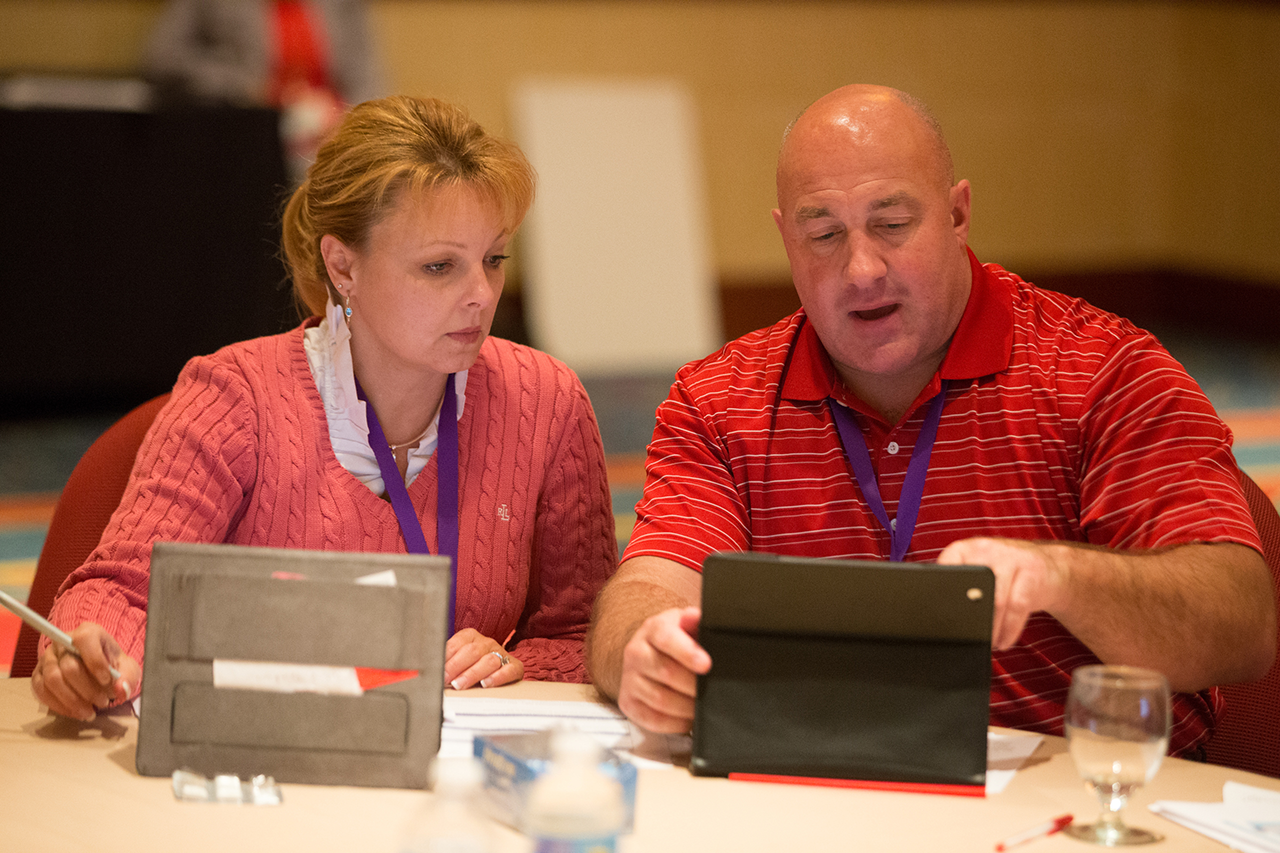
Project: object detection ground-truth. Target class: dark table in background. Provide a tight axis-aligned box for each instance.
[2,107,297,415]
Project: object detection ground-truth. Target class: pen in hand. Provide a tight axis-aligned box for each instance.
[0,588,124,683]
[995,814,1073,851]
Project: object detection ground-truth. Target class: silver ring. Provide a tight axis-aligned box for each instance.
[489,650,511,668]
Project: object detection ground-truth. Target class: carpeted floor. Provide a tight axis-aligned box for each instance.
[3,327,1278,675]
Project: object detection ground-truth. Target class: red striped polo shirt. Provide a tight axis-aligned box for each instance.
[624,250,1261,756]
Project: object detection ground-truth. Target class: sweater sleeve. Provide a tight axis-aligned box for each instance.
[44,355,259,673]
[510,368,618,682]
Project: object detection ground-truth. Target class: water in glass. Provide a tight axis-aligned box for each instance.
[1064,665,1171,846]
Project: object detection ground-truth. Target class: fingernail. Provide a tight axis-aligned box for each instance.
[450,678,463,690]
[120,681,131,698]
[479,679,490,689]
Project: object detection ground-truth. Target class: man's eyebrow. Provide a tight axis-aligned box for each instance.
[870,191,918,211]
[794,205,833,222]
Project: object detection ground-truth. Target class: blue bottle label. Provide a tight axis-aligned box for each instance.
[533,837,618,853]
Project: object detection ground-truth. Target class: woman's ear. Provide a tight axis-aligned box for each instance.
[320,234,357,296]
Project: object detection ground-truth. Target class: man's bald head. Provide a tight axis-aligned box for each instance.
[777,85,955,207]
[769,83,973,420]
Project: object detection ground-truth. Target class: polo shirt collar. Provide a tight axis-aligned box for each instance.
[781,247,1014,406]
[940,247,1014,381]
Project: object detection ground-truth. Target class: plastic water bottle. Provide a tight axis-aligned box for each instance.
[523,730,626,853]
[400,756,496,853]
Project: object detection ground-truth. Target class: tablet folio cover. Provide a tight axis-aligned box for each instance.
[136,542,451,788]
[691,552,994,790]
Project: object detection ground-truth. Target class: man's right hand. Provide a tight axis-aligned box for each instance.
[587,555,708,732]
[616,605,711,733]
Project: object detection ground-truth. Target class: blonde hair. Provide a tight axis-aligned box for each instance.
[282,96,536,317]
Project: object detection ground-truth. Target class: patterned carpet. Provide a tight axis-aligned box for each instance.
[3,332,1279,675]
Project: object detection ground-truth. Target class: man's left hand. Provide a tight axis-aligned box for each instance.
[938,537,1068,649]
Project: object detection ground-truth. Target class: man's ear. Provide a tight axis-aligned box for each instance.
[772,208,785,236]
[320,234,357,294]
[949,179,972,242]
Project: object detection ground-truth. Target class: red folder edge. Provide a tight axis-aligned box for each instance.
[354,667,420,691]
[727,772,986,798]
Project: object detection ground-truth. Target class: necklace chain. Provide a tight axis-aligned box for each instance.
[387,423,432,452]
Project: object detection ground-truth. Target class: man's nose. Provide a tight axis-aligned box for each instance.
[843,236,887,283]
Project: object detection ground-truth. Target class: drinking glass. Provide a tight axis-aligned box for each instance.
[1063,664,1171,846]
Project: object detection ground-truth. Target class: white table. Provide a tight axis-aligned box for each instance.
[2,677,1275,852]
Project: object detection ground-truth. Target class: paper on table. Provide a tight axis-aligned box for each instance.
[987,731,1043,795]
[442,696,1042,786]
[1150,781,1280,853]
[441,696,686,767]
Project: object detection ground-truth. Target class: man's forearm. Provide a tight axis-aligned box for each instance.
[586,556,703,700]
[586,590,648,701]
[1049,541,1275,691]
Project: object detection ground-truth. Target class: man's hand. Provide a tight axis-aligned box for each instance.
[938,537,1068,649]
[587,556,706,731]
[616,606,710,733]
[939,536,1275,691]
[31,622,139,721]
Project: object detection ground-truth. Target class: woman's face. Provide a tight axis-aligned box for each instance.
[330,183,509,383]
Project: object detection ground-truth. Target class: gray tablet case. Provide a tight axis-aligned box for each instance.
[691,552,994,789]
[136,542,451,788]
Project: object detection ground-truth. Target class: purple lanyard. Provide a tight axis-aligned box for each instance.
[829,381,949,562]
[355,375,460,634]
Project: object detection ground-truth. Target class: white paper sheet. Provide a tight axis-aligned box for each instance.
[1150,781,1280,853]
[986,731,1044,795]
[440,696,685,768]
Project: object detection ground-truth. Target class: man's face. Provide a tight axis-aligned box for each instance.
[773,94,972,409]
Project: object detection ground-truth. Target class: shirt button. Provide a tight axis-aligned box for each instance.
[887,441,900,455]
[889,518,897,531]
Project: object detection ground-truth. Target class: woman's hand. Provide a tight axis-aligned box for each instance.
[444,628,523,690]
[30,622,140,721]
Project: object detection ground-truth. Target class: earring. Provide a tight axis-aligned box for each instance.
[344,295,352,320]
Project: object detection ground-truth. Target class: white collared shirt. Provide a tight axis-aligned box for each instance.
[302,301,467,495]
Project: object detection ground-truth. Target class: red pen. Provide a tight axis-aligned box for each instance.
[994,814,1073,851]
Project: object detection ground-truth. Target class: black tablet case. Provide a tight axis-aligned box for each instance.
[136,542,451,788]
[691,552,994,788]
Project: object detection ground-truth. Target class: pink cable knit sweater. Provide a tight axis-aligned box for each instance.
[47,324,618,682]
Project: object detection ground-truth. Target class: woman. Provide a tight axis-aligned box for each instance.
[33,96,618,721]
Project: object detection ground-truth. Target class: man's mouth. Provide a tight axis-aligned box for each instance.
[853,304,898,321]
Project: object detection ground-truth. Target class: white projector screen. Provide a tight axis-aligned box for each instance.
[510,78,722,375]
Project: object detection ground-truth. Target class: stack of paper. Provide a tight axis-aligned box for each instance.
[441,696,685,768]
[1150,781,1280,852]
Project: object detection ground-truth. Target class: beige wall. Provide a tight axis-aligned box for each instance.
[4,0,1278,286]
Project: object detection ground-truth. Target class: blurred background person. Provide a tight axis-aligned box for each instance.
[143,0,388,180]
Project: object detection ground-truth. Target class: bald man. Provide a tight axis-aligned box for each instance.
[586,84,1274,757]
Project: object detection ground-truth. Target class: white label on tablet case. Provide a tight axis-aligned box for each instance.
[212,660,364,696]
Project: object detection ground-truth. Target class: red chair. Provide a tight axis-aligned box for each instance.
[9,394,170,679]
[1203,472,1280,778]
